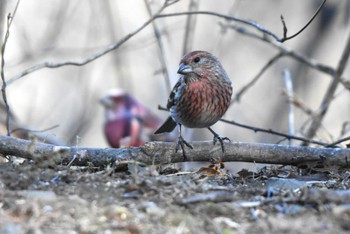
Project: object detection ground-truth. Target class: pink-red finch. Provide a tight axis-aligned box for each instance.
[154,51,232,156]
[100,89,170,148]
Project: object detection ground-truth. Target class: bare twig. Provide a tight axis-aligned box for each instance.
[157,11,281,41]
[281,91,314,116]
[340,121,350,137]
[6,0,180,85]
[157,1,326,44]
[233,53,284,103]
[302,31,350,145]
[6,3,333,88]
[144,0,172,92]
[1,135,350,168]
[299,117,334,147]
[10,124,59,134]
[282,69,295,145]
[214,1,240,53]
[1,0,21,136]
[182,0,199,54]
[223,23,349,91]
[279,0,327,42]
[157,105,330,147]
[281,90,336,145]
[327,136,350,148]
[219,118,330,147]
[0,0,6,42]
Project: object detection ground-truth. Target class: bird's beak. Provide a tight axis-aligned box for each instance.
[177,63,192,74]
[99,96,114,108]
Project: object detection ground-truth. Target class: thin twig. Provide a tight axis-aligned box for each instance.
[299,87,348,138]
[158,2,326,43]
[302,30,350,145]
[157,105,331,147]
[282,69,295,145]
[182,0,199,54]
[233,52,284,103]
[340,121,350,137]
[281,90,337,145]
[281,91,314,116]
[327,136,350,148]
[280,15,288,39]
[6,0,180,85]
[157,11,281,41]
[1,0,21,136]
[10,124,59,134]
[144,0,172,92]
[214,1,240,53]
[327,120,350,147]
[223,23,349,91]
[6,3,333,87]
[279,0,327,42]
[219,118,331,147]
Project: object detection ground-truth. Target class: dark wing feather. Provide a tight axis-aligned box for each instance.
[166,79,182,109]
[155,78,184,134]
[154,116,177,134]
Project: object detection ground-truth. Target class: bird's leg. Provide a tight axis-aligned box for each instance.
[207,127,230,153]
[175,125,193,159]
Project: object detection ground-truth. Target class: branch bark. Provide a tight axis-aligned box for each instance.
[1,135,350,169]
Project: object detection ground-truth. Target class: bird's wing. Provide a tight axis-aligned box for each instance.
[166,77,184,110]
[154,116,177,134]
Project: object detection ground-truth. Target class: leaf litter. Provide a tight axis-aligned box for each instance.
[0,159,350,233]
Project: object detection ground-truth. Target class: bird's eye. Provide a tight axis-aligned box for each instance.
[193,57,200,63]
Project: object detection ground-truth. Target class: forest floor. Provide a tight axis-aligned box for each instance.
[0,158,350,234]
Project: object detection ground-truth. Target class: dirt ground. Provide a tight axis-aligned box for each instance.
[1,158,350,234]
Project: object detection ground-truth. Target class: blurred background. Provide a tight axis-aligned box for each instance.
[0,0,349,154]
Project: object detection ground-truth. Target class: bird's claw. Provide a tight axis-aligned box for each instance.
[213,135,230,153]
[175,136,193,159]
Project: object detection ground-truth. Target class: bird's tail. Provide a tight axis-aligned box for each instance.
[154,117,177,134]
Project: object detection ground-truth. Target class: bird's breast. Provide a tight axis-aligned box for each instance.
[170,78,232,128]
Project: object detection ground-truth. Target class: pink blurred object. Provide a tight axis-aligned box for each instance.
[100,89,174,148]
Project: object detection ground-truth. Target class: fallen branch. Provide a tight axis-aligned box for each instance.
[1,135,350,169]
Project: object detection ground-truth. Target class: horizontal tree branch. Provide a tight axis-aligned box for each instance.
[1,135,350,169]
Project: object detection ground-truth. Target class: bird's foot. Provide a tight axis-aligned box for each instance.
[212,134,231,153]
[175,136,193,159]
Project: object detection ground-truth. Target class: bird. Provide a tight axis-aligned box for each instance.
[100,89,174,148]
[154,50,233,156]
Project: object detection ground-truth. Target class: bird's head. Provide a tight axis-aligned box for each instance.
[177,50,226,79]
[99,89,133,110]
